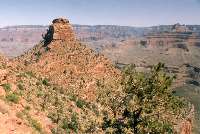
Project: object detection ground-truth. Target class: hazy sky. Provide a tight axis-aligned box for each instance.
[0,0,200,27]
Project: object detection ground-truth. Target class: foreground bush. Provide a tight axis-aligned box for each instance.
[97,63,186,133]
[6,93,20,103]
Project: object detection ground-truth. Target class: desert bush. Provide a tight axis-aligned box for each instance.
[47,112,58,123]
[27,116,42,132]
[42,78,50,86]
[2,83,11,92]
[98,63,185,133]
[26,71,35,77]
[45,47,51,52]
[35,51,42,58]
[6,93,20,103]
[68,114,79,132]
[37,89,44,97]
[68,94,77,102]
[76,99,87,109]
[17,83,24,90]
[24,105,31,111]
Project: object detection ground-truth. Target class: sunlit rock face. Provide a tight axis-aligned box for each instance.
[44,18,75,45]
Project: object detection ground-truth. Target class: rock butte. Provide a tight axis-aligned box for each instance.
[44,18,75,45]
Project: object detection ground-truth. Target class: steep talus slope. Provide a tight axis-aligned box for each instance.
[0,55,52,133]
[0,38,113,133]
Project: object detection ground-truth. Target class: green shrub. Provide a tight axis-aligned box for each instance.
[68,94,77,102]
[2,83,11,92]
[17,84,24,90]
[26,71,34,77]
[76,99,86,109]
[61,118,69,130]
[47,112,58,123]
[29,117,42,132]
[45,47,51,52]
[35,51,42,62]
[24,105,31,111]
[69,113,79,132]
[17,72,27,78]
[61,114,78,133]
[42,78,50,86]
[35,51,42,58]
[50,128,57,134]
[99,63,185,133]
[67,114,78,133]
[6,93,19,103]
[36,89,44,97]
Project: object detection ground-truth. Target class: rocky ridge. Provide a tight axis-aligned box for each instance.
[14,18,119,100]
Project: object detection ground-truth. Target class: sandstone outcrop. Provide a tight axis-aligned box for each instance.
[44,18,75,45]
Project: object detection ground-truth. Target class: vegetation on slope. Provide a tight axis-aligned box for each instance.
[0,61,188,133]
[12,71,102,133]
[1,53,190,133]
[97,63,188,133]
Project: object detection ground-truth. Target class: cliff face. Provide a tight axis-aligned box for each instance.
[145,24,200,48]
